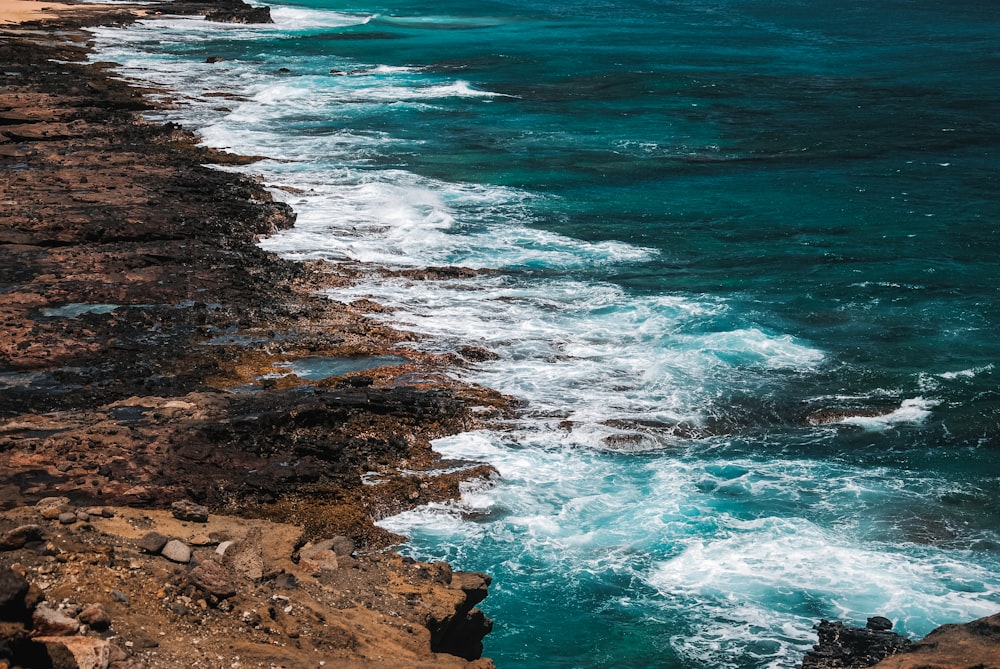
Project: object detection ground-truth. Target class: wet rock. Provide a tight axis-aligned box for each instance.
[801,619,913,668]
[187,559,236,599]
[78,603,111,632]
[867,616,893,632]
[136,531,168,554]
[0,524,44,551]
[32,602,80,636]
[161,539,192,564]
[203,0,273,24]
[170,500,209,523]
[205,56,224,63]
[34,635,111,669]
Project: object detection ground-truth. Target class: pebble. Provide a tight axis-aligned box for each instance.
[161,539,192,564]
[58,512,77,525]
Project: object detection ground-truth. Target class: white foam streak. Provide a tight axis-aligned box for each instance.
[837,397,934,429]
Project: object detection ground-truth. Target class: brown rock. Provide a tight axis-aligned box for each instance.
[223,527,263,580]
[31,602,80,636]
[871,612,1000,669]
[33,635,111,669]
[170,500,209,523]
[187,559,236,599]
[0,524,44,550]
[299,540,339,573]
[78,603,111,632]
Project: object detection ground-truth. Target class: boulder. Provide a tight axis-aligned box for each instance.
[170,500,209,523]
[31,603,79,637]
[161,539,192,564]
[187,559,236,599]
[78,603,111,632]
[0,524,44,551]
[299,541,339,573]
[33,635,111,669]
[801,619,912,668]
[869,612,1000,669]
[136,531,168,554]
[223,527,263,580]
[0,568,30,620]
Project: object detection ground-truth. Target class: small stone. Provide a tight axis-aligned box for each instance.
[161,539,191,564]
[215,540,233,556]
[58,512,77,525]
[34,635,111,669]
[76,511,90,522]
[136,531,168,554]
[273,572,298,590]
[110,590,129,605]
[171,500,209,523]
[0,524,44,551]
[56,462,73,472]
[187,559,236,599]
[78,602,112,631]
[32,602,80,636]
[189,534,213,546]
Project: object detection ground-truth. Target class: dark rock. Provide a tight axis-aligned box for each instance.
[57,512,77,525]
[187,559,236,599]
[110,590,129,606]
[136,531,168,554]
[272,572,298,590]
[203,0,273,24]
[0,568,30,621]
[866,616,893,632]
[206,56,225,63]
[171,499,209,523]
[801,619,913,669]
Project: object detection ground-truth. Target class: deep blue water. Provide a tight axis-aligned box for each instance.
[93,1,1000,666]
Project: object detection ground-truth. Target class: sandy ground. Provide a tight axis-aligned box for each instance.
[0,0,84,23]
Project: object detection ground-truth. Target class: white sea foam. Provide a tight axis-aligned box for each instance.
[836,397,934,429]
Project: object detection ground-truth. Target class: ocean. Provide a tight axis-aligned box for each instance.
[90,0,1000,666]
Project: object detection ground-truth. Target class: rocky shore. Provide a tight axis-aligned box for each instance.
[2,2,998,669]
[1,1,511,666]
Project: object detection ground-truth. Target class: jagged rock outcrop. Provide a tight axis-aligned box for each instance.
[870,613,1000,669]
[801,618,913,668]
[802,614,1000,669]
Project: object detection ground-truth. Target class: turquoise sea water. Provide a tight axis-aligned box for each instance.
[92,1,1000,666]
